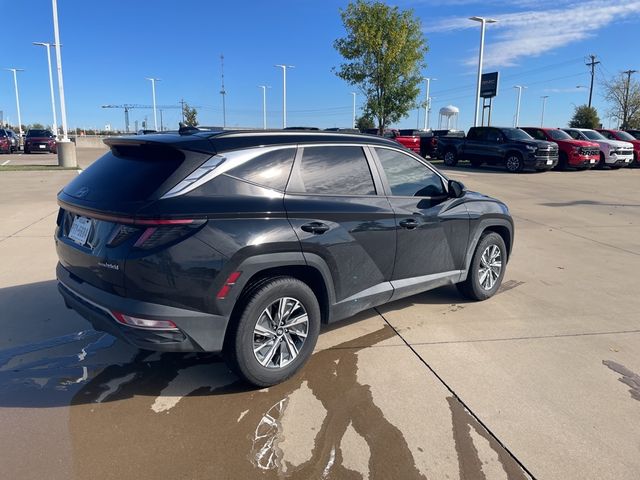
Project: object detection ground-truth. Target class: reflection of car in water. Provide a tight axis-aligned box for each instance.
[56,129,514,386]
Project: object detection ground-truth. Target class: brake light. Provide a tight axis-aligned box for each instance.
[111,311,178,330]
[216,271,242,299]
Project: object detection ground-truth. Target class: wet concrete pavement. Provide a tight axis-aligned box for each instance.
[1,156,640,479]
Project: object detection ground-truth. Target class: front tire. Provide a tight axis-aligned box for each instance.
[556,152,568,171]
[505,153,524,173]
[458,232,507,301]
[596,152,606,169]
[443,149,458,167]
[225,277,321,387]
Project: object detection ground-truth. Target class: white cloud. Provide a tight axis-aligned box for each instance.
[425,0,640,68]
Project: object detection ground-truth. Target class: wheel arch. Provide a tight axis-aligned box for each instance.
[463,218,514,275]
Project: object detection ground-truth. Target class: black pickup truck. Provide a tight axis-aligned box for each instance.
[437,126,559,173]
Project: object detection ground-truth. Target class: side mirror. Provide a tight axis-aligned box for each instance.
[448,179,465,198]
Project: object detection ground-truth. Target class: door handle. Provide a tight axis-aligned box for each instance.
[301,222,330,234]
[399,219,418,230]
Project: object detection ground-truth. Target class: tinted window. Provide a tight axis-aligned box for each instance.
[27,129,52,137]
[615,131,635,141]
[226,148,295,191]
[564,129,580,140]
[467,128,482,140]
[503,128,532,141]
[548,129,572,140]
[375,148,444,197]
[525,129,546,141]
[582,130,606,140]
[297,146,376,195]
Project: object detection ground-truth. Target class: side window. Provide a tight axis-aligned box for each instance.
[485,128,502,142]
[603,132,615,139]
[296,146,376,195]
[530,129,545,141]
[467,128,480,140]
[375,148,445,197]
[226,148,295,191]
[566,130,579,140]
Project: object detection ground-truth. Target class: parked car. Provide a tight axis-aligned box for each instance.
[562,128,633,168]
[363,128,421,154]
[24,129,57,154]
[521,127,599,170]
[55,130,514,386]
[437,126,558,172]
[597,129,640,166]
[3,129,20,152]
[324,127,360,133]
[0,129,12,154]
[419,129,465,159]
[137,129,158,135]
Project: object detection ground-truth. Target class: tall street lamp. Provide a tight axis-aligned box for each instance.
[540,95,549,127]
[274,64,294,129]
[51,0,69,142]
[470,17,497,127]
[146,77,161,131]
[6,68,24,137]
[351,92,356,128]
[424,78,436,130]
[258,85,271,129]
[33,42,59,138]
[513,85,526,127]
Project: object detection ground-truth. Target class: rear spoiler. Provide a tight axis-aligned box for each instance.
[103,134,217,156]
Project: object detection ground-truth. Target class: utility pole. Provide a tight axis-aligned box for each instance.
[274,65,294,129]
[220,54,227,128]
[145,77,160,131]
[540,95,549,127]
[622,69,638,128]
[258,85,270,129]
[586,54,600,108]
[180,98,186,123]
[423,78,436,130]
[351,92,356,129]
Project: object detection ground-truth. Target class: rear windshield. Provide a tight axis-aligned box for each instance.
[27,129,53,137]
[63,147,185,203]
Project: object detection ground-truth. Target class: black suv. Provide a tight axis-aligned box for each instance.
[56,130,514,386]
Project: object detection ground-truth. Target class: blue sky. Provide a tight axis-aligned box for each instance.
[2,0,638,132]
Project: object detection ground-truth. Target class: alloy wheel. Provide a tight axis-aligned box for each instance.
[444,151,456,166]
[252,297,309,369]
[478,244,502,290]
[506,156,521,172]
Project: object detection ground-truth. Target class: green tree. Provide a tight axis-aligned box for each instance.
[182,103,199,127]
[29,122,45,130]
[602,73,640,129]
[356,115,375,131]
[334,0,428,133]
[569,105,601,129]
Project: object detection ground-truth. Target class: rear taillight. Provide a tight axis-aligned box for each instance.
[111,311,178,330]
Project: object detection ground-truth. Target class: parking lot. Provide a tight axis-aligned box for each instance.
[1,148,640,479]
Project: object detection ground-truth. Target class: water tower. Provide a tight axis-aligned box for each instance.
[438,105,459,130]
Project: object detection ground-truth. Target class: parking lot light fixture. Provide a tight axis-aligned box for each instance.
[351,92,357,128]
[51,0,69,142]
[541,95,549,127]
[258,85,271,129]
[470,17,497,127]
[513,85,526,127]
[274,65,294,129]
[146,78,161,131]
[6,68,24,137]
[33,42,59,138]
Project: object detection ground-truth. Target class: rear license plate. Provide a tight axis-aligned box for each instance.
[546,159,553,165]
[68,216,92,245]
[590,159,596,164]
[39,144,46,149]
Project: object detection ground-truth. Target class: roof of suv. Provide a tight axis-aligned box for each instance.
[105,129,402,154]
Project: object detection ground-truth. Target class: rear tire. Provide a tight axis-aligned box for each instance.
[443,149,458,167]
[505,153,524,173]
[225,276,320,387]
[458,232,507,301]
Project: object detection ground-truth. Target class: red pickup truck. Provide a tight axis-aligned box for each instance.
[521,127,600,169]
[365,128,421,153]
[597,129,640,165]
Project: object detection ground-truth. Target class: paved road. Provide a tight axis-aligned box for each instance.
[1,154,639,479]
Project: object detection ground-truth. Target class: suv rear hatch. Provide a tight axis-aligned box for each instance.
[56,135,213,294]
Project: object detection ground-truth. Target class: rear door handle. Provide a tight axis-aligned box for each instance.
[399,219,418,230]
[301,222,330,234]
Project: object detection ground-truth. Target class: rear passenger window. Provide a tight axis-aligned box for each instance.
[375,148,445,197]
[296,146,376,195]
[226,148,295,191]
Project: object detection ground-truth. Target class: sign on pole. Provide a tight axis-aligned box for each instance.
[480,72,499,98]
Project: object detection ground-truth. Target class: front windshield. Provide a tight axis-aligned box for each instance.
[27,129,52,137]
[614,131,636,141]
[582,130,606,141]
[548,129,572,140]
[503,128,533,141]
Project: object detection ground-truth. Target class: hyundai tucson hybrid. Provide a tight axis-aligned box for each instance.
[56,130,514,386]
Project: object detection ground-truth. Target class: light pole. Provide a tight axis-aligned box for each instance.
[258,85,270,129]
[424,78,436,130]
[274,64,294,129]
[470,17,497,127]
[513,85,526,127]
[33,42,59,138]
[51,0,69,142]
[6,68,24,137]
[146,77,161,131]
[540,95,549,127]
[351,92,356,128]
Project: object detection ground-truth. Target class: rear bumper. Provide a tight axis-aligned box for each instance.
[56,263,229,353]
